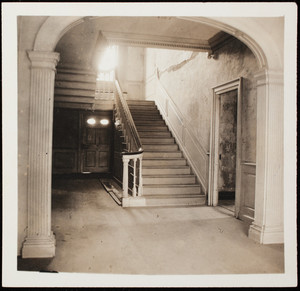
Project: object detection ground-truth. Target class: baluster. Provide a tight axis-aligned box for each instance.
[122,156,129,198]
[138,157,143,196]
[132,158,137,197]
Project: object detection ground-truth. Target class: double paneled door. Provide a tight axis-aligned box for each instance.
[81,112,113,173]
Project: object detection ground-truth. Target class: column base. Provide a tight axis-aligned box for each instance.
[22,233,56,258]
[249,223,284,244]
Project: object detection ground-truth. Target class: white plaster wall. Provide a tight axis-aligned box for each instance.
[17,16,48,255]
[145,38,258,161]
[118,46,145,100]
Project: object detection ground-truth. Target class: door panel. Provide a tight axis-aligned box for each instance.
[86,151,97,167]
[52,108,79,174]
[239,163,256,223]
[81,112,113,173]
[85,128,96,144]
[99,151,109,167]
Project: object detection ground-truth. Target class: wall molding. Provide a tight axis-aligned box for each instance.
[102,30,212,52]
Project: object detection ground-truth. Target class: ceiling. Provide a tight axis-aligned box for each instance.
[55,17,230,71]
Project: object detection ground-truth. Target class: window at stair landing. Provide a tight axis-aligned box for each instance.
[95,45,118,100]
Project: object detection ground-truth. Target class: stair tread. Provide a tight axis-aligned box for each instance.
[143,165,189,169]
[139,131,170,133]
[137,127,167,129]
[143,174,195,178]
[143,157,185,160]
[143,184,200,188]
[144,149,181,154]
[144,194,205,198]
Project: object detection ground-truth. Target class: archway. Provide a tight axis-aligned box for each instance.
[22,16,284,258]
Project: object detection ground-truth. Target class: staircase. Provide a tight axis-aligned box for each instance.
[127,100,206,207]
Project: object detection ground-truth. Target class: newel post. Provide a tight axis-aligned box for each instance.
[122,155,130,198]
[22,51,60,258]
[138,157,143,196]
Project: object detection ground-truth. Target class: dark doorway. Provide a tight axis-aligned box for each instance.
[217,89,237,213]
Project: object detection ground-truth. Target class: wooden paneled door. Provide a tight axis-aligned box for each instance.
[80,111,113,173]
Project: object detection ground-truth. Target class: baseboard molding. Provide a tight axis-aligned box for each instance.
[248,224,284,244]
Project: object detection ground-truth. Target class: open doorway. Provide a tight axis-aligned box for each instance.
[217,89,237,213]
[208,78,242,218]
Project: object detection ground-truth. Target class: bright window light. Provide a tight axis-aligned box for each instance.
[100,119,109,125]
[87,118,96,125]
[98,45,118,72]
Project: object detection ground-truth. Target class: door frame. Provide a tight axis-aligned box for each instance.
[208,78,243,218]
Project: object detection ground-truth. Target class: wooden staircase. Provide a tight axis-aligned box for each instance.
[127,100,206,207]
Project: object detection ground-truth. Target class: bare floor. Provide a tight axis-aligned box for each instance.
[18,176,284,275]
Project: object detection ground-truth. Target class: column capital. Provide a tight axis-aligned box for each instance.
[27,51,60,71]
[254,68,283,87]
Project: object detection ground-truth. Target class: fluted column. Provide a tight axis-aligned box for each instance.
[248,69,284,244]
[22,51,60,258]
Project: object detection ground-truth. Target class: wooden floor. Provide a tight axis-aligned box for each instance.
[18,176,284,276]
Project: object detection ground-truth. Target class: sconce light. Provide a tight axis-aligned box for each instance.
[87,118,96,125]
[100,119,109,125]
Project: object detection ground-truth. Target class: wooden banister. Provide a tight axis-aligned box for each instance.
[113,78,143,200]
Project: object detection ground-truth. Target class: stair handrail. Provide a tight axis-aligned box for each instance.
[113,78,143,199]
[114,79,143,154]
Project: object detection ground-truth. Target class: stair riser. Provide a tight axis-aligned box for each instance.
[137,126,169,131]
[143,160,186,166]
[127,101,155,106]
[143,152,182,158]
[132,117,163,121]
[131,110,161,115]
[139,132,172,138]
[143,177,196,185]
[128,104,157,107]
[135,121,166,125]
[144,197,206,207]
[143,186,201,195]
[143,144,178,151]
[141,138,175,144]
[132,116,162,120]
[130,108,158,112]
[143,168,191,175]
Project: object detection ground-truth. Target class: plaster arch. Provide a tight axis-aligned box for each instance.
[24,16,283,258]
[33,16,281,72]
[178,16,283,71]
[33,16,85,51]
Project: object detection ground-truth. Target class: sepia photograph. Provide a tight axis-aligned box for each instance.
[2,2,297,288]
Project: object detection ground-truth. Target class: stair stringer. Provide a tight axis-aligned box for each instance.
[153,96,208,195]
